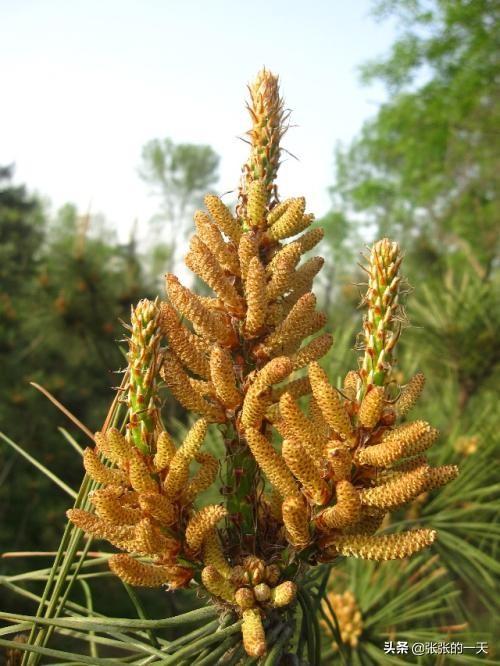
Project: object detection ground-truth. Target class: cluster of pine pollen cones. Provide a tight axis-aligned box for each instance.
[201,553,298,658]
[68,298,231,590]
[66,68,458,659]
[68,414,222,589]
[321,590,363,649]
[271,359,459,561]
[157,161,330,657]
[157,184,456,652]
[258,237,459,561]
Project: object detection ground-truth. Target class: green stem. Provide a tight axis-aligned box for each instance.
[22,475,91,666]
[2,606,218,632]
[154,621,243,666]
[297,590,314,665]
[192,633,241,665]
[79,580,97,659]
[263,623,293,665]
[0,638,123,666]
[160,619,219,654]
[320,599,348,666]
[0,431,77,499]
[121,582,160,650]
[0,580,164,648]
[298,589,321,666]
[224,425,259,554]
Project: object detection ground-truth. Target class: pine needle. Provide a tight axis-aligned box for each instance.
[29,382,95,441]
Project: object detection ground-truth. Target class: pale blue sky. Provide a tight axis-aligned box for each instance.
[1,0,395,239]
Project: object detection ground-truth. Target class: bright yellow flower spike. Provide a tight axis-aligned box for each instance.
[282,438,329,505]
[194,209,240,276]
[210,345,242,409]
[186,235,244,310]
[67,509,135,551]
[161,351,225,422]
[269,580,297,608]
[109,554,192,589]
[160,302,211,379]
[247,179,267,228]
[202,565,236,603]
[165,275,236,347]
[91,487,141,526]
[202,530,232,579]
[128,450,158,495]
[267,197,307,240]
[138,493,176,526]
[182,452,218,504]
[290,333,333,370]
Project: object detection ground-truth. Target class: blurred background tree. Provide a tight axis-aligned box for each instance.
[0,164,45,423]
[139,138,220,278]
[0,172,153,555]
[323,0,499,412]
[332,0,498,277]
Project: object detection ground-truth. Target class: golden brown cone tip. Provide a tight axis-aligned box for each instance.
[239,67,288,217]
[251,66,279,91]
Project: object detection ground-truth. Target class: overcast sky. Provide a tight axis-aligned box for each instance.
[1,0,396,240]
